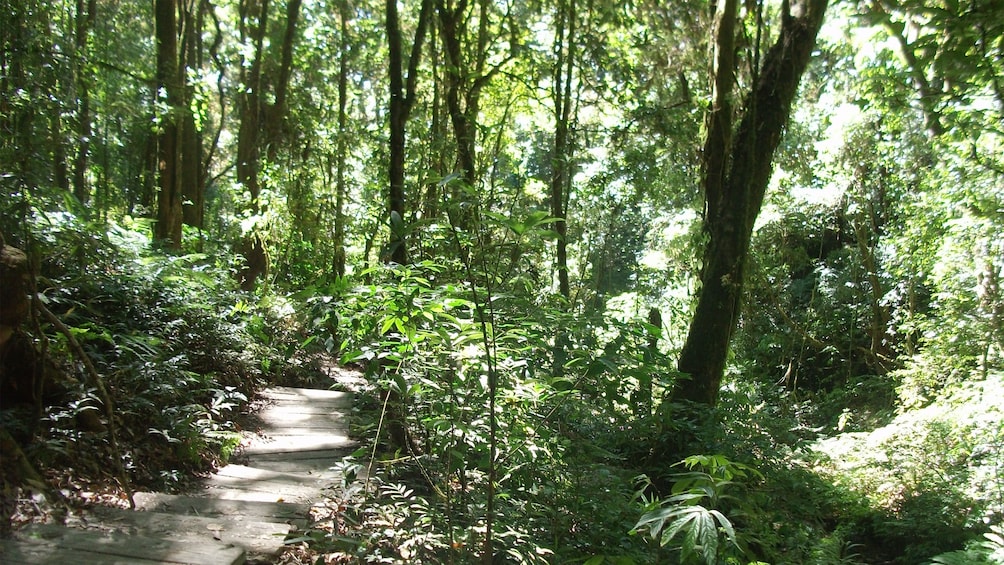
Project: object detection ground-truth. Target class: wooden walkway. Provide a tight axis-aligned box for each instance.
[0,386,355,564]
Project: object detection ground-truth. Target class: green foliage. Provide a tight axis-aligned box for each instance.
[631,455,762,564]
[811,372,1004,562]
[927,526,1004,565]
[289,229,682,561]
[4,0,1002,560]
[809,528,866,565]
[3,212,275,490]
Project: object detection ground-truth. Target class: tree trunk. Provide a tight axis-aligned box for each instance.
[333,0,350,278]
[386,0,431,265]
[634,307,662,418]
[236,0,266,212]
[265,0,302,163]
[72,0,97,207]
[437,0,504,231]
[155,0,184,248]
[236,0,297,290]
[51,113,70,193]
[438,0,477,187]
[421,17,445,222]
[180,0,206,229]
[675,0,829,406]
[550,0,576,301]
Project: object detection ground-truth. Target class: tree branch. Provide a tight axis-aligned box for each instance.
[35,297,135,508]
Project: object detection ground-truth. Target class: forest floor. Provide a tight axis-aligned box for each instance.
[0,363,366,564]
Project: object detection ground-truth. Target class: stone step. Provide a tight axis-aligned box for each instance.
[202,464,332,504]
[260,386,352,405]
[240,431,355,456]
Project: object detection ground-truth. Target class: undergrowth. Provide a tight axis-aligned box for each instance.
[810,371,1004,563]
[3,209,1000,565]
[2,215,290,526]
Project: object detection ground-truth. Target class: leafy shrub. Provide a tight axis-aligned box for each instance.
[7,214,276,492]
[811,372,1004,563]
[927,525,1004,565]
[631,455,762,565]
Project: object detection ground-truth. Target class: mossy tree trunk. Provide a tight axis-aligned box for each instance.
[675,0,829,406]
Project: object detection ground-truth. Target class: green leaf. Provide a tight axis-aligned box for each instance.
[659,507,696,546]
[709,509,737,545]
[696,511,718,564]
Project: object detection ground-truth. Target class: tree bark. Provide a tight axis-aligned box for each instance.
[180,0,207,229]
[437,0,509,230]
[332,0,350,278]
[265,0,302,162]
[235,0,300,289]
[72,0,97,207]
[550,0,577,301]
[634,307,662,418]
[155,0,184,248]
[675,0,829,405]
[438,0,477,186]
[386,0,432,265]
[235,0,267,288]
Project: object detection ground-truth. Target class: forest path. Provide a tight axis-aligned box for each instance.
[0,384,358,564]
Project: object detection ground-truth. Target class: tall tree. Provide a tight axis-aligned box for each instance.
[386,0,432,265]
[332,0,351,278]
[550,0,577,300]
[674,0,829,405]
[436,0,515,228]
[154,0,184,248]
[1,0,60,194]
[235,0,302,289]
[72,0,97,206]
[180,0,209,229]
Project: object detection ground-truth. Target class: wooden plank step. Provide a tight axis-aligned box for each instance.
[241,432,354,455]
[257,406,351,422]
[260,387,352,405]
[3,525,245,565]
[209,464,330,496]
[248,451,358,477]
[80,505,292,556]
[132,492,308,522]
